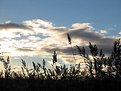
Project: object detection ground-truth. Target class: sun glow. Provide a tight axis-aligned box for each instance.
[0,43,13,54]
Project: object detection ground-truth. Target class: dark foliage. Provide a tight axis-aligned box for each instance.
[0,34,121,91]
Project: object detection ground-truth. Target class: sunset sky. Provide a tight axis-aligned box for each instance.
[0,0,121,70]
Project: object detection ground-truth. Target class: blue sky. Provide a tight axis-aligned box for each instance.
[0,0,121,32]
[0,0,121,70]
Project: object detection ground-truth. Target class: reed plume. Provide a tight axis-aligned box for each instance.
[67,33,71,45]
[53,51,57,64]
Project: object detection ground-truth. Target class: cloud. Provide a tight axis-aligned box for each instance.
[16,48,34,52]
[0,22,32,30]
[0,19,120,64]
[35,22,115,59]
[119,31,121,35]
[68,29,114,45]
[100,30,107,34]
[0,21,35,38]
[0,31,19,38]
[28,36,41,42]
[23,19,53,29]
[71,23,94,30]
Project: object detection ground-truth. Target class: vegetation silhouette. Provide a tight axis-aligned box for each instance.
[0,34,121,91]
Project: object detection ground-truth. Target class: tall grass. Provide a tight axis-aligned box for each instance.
[0,34,121,91]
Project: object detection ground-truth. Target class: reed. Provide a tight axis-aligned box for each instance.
[0,35,120,91]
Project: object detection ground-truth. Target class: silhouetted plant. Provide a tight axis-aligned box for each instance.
[67,33,71,45]
[67,33,76,61]
[0,56,11,79]
[107,39,121,78]
[0,36,121,91]
[53,51,57,64]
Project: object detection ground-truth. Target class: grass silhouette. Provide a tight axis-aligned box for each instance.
[0,34,121,91]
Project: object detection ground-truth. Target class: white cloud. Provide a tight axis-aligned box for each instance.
[23,19,53,29]
[100,30,107,34]
[0,31,17,38]
[28,36,41,41]
[119,31,121,35]
[71,23,94,30]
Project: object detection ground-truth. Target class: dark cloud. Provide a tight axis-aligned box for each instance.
[41,44,113,56]
[16,48,34,52]
[41,47,72,55]
[41,27,116,56]
[65,29,115,44]
[51,27,67,33]
[0,23,32,30]
[60,28,116,55]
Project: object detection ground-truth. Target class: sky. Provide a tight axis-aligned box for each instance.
[0,0,121,70]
